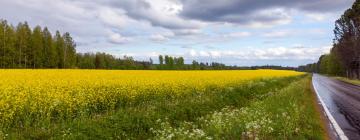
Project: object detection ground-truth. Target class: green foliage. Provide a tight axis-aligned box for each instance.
[77,53,152,69]
[43,27,57,68]
[152,76,323,140]
[157,55,186,70]
[31,26,44,68]
[159,55,164,65]
[16,22,32,68]
[63,32,77,68]
[327,52,344,76]
[54,31,65,68]
[0,20,77,69]
[0,20,16,68]
[299,52,344,76]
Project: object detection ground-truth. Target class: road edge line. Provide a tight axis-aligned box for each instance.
[312,76,348,140]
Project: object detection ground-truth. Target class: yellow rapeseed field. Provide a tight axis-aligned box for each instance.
[0,69,303,127]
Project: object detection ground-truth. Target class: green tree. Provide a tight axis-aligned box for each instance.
[31,26,44,68]
[77,53,95,69]
[318,55,330,74]
[333,0,360,78]
[63,32,76,68]
[16,22,32,68]
[0,20,6,68]
[176,57,184,69]
[95,52,104,69]
[164,55,169,69]
[159,55,164,65]
[42,27,56,68]
[54,31,65,68]
[328,53,344,76]
[4,23,16,68]
[168,56,174,69]
[192,60,200,70]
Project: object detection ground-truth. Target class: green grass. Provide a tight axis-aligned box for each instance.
[335,77,360,86]
[2,75,324,139]
[151,75,324,139]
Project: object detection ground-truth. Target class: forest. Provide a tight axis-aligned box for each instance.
[0,20,154,69]
[0,20,296,71]
[298,1,360,79]
[0,20,227,70]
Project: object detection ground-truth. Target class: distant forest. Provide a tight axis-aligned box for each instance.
[0,19,295,70]
[0,20,150,69]
[298,0,360,79]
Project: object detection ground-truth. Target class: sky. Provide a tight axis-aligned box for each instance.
[0,0,356,67]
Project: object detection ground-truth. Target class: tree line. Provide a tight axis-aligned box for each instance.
[0,20,76,68]
[0,19,155,69]
[0,19,298,70]
[156,55,296,70]
[77,53,153,70]
[298,0,360,79]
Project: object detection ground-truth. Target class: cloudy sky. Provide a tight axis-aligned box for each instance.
[0,0,355,66]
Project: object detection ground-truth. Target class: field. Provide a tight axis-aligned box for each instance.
[0,70,323,139]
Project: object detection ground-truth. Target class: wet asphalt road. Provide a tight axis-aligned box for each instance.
[312,74,360,140]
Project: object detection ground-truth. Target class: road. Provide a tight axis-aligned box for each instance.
[312,74,360,140]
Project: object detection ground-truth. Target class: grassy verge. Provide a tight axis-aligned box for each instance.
[152,75,324,139]
[335,77,360,86]
[3,75,322,139]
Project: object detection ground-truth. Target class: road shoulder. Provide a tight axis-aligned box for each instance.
[310,77,336,140]
[334,77,360,87]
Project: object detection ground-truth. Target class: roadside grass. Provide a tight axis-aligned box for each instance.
[335,77,360,86]
[152,75,324,139]
[3,75,324,139]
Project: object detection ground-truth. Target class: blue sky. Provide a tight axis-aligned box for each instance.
[0,0,355,66]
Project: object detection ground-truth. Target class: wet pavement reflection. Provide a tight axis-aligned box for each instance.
[313,74,360,140]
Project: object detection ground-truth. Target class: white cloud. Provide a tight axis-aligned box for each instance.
[119,51,160,57]
[150,34,169,42]
[108,32,133,44]
[209,51,221,57]
[263,30,292,38]
[248,8,292,28]
[189,49,197,57]
[199,51,210,57]
[223,32,251,38]
[97,7,130,29]
[149,31,175,42]
[180,0,353,26]
[109,0,205,30]
[305,13,331,22]
[184,46,331,60]
[173,29,202,36]
[106,46,331,66]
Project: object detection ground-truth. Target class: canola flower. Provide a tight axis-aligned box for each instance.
[0,69,303,128]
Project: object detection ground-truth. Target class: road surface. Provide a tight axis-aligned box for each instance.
[312,74,360,140]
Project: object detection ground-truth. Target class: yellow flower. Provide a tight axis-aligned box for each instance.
[0,69,303,126]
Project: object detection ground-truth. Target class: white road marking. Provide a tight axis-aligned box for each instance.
[312,76,348,140]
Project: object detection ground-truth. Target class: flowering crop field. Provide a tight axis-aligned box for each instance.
[0,70,323,139]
